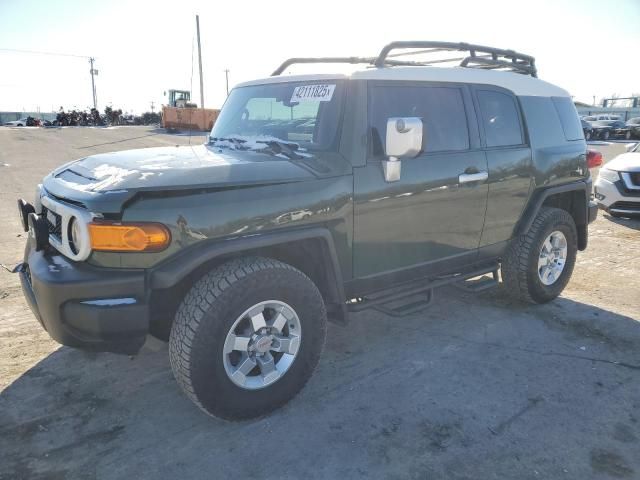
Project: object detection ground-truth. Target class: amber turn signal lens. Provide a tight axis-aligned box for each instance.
[89,223,171,252]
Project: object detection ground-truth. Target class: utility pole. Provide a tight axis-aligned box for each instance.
[150,101,155,113]
[196,15,204,109]
[224,69,230,96]
[89,57,98,110]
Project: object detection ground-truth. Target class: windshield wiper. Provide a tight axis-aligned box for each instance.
[210,136,304,160]
[255,140,303,160]
[209,136,249,149]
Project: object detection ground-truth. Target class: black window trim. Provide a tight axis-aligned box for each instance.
[550,96,585,142]
[472,85,529,150]
[365,80,478,161]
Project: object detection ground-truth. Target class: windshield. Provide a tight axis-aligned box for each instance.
[210,81,344,153]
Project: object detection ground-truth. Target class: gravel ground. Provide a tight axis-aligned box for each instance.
[0,126,639,480]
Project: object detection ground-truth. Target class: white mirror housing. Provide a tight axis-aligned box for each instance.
[385,117,423,159]
[382,117,423,182]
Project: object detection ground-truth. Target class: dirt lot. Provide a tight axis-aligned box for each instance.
[1,126,639,479]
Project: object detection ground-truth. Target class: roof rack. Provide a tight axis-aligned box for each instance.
[271,41,537,78]
[376,41,537,77]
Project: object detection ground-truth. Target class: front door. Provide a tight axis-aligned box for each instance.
[353,82,488,279]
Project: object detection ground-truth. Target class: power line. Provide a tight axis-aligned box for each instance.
[1,47,99,110]
[0,47,90,59]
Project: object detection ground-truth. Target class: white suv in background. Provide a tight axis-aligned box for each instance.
[595,142,640,217]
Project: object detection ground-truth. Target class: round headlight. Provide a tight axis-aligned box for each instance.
[69,217,83,255]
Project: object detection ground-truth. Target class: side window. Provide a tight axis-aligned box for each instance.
[369,85,469,155]
[551,97,583,141]
[477,90,523,147]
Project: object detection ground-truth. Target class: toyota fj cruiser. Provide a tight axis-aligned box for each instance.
[17,41,598,420]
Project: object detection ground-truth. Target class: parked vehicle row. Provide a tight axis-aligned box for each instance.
[581,115,640,141]
[4,116,46,127]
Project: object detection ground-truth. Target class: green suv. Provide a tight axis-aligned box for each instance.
[17,42,598,420]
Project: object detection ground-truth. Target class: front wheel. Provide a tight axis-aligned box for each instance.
[624,131,631,140]
[502,207,577,304]
[169,257,327,420]
[602,130,610,140]
[585,131,592,141]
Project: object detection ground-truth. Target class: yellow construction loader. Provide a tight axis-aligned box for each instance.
[162,89,219,131]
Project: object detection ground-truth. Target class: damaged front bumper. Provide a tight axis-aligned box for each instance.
[19,241,149,355]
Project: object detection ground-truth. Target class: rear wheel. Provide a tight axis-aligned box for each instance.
[169,257,327,420]
[624,131,632,140]
[502,207,577,304]
[602,130,610,140]
[585,131,592,141]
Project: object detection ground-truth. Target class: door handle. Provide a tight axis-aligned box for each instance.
[458,171,488,184]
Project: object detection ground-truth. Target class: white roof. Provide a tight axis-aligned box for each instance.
[236,67,570,98]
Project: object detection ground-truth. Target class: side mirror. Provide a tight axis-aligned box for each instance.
[625,142,638,153]
[383,117,423,182]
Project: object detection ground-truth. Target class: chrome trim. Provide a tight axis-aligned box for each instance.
[81,298,137,306]
[620,172,640,191]
[459,171,489,184]
[40,195,94,261]
[609,208,640,214]
[34,184,43,214]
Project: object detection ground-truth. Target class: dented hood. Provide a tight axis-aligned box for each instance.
[42,144,335,213]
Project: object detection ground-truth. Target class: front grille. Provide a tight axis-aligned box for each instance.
[610,201,640,212]
[42,206,62,241]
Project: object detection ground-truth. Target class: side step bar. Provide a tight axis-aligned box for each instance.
[348,263,499,317]
[454,269,500,293]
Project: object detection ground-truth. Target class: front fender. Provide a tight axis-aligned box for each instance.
[149,226,348,323]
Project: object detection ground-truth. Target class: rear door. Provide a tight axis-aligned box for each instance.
[473,87,533,250]
[352,82,489,279]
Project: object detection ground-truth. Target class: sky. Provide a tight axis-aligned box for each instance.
[0,0,638,114]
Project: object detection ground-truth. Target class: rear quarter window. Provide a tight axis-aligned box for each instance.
[551,97,584,141]
[477,90,523,147]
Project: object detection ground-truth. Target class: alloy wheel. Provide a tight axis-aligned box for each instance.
[538,230,568,286]
[222,300,301,390]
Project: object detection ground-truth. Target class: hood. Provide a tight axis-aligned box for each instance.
[605,152,640,172]
[42,145,345,213]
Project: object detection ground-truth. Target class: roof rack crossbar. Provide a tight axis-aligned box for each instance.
[459,56,536,75]
[271,56,434,76]
[271,57,375,76]
[375,41,537,77]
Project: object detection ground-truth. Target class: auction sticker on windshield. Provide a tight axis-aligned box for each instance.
[291,84,335,103]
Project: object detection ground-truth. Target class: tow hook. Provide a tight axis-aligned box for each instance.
[0,263,24,273]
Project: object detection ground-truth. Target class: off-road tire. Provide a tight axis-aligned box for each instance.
[502,207,577,304]
[169,257,327,420]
